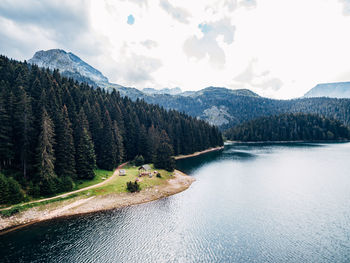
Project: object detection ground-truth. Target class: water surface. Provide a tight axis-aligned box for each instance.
[1,143,350,262]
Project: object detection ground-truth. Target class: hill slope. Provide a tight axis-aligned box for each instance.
[225,113,350,142]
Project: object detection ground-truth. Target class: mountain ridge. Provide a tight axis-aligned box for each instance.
[304,82,350,98]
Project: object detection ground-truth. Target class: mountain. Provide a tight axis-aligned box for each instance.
[28,49,350,129]
[143,87,183,95]
[28,49,110,86]
[304,82,350,98]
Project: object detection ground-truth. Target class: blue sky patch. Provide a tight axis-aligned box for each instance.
[127,14,135,25]
[198,23,211,33]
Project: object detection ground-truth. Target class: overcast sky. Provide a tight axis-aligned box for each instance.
[1,0,350,98]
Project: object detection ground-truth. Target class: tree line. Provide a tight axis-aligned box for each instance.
[225,113,350,142]
[139,87,350,130]
[0,55,223,203]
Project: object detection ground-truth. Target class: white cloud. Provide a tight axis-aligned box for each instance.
[113,43,162,85]
[159,0,191,24]
[233,59,283,97]
[339,0,350,15]
[183,17,235,67]
[141,39,158,49]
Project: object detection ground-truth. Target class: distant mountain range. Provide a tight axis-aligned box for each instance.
[28,49,350,129]
[304,82,350,98]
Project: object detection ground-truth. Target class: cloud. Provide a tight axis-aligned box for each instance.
[205,0,237,13]
[141,40,158,49]
[234,59,283,91]
[238,0,257,9]
[339,0,350,15]
[113,44,162,85]
[159,0,191,24]
[223,0,237,11]
[0,0,89,43]
[183,18,235,67]
[0,0,105,60]
[127,14,135,25]
[119,0,148,8]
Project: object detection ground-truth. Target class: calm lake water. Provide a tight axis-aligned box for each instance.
[1,143,350,263]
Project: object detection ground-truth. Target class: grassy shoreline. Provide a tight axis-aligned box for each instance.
[0,164,194,234]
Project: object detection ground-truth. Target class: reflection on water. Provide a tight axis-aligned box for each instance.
[1,143,350,263]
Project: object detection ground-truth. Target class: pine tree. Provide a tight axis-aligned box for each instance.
[154,130,175,172]
[112,120,124,165]
[138,124,149,161]
[76,127,96,179]
[12,87,33,180]
[98,110,116,170]
[0,91,14,171]
[36,108,56,184]
[154,142,175,172]
[55,105,76,178]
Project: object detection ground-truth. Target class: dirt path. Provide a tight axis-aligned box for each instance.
[0,162,128,212]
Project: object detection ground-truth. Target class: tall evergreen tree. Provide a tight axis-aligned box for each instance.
[76,127,96,179]
[98,110,116,170]
[55,105,76,178]
[0,91,14,170]
[36,108,56,195]
[112,120,124,165]
[154,130,175,172]
[12,87,33,179]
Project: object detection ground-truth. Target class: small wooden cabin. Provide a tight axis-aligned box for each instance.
[138,164,151,176]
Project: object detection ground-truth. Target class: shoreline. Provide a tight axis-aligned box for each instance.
[0,169,195,234]
[174,146,224,160]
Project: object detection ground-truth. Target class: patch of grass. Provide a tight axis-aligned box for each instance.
[0,194,80,217]
[18,169,114,203]
[87,164,173,196]
[74,169,114,190]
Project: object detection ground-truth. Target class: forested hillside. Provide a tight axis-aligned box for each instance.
[225,113,350,142]
[0,55,222,203]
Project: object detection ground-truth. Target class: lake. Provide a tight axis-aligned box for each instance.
[1,143,350,262]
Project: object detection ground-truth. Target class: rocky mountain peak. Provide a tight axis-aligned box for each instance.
[28,49,108,84]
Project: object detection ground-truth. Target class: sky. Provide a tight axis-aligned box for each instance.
[1,0,350,98]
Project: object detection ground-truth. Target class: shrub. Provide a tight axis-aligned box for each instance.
[0,206,21,217]
[28,182,41,198]
[126,181,140,193]
[0,174,9,204]
[156,173,161,178]
[59,176,75,192]
[7,178,24,204]
[40,177,57,196]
